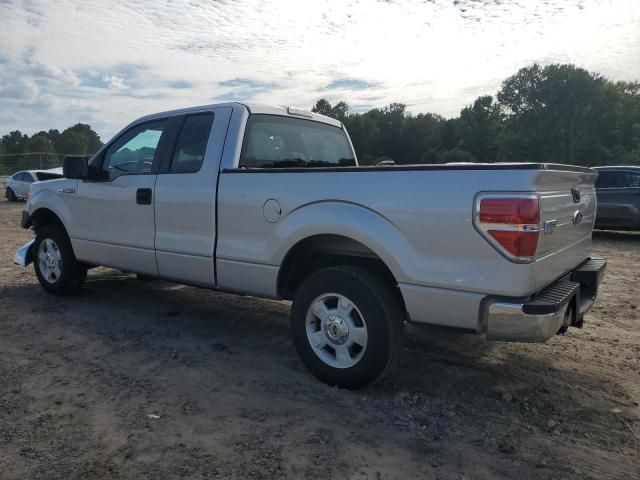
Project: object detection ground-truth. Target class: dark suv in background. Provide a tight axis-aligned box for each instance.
[594,166,640,230]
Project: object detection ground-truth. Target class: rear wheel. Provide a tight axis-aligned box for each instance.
[291,266,404,389]
[5,188,16,202]
[33,224,86,294]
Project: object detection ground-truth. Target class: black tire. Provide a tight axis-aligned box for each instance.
[136,273,158,281]
[33,224,86,295]
[291,266,404,389]
[5,188,16,202]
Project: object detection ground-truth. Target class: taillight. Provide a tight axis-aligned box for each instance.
[474,194,541,262]
[479,198,540,225]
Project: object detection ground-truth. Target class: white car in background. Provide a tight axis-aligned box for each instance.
[4,168,64,201]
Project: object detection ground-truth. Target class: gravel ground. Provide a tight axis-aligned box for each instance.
[0,200,638,479]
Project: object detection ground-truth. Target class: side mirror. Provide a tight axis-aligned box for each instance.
[63,156,89,179]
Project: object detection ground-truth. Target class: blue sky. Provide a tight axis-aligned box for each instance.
[1,0,639,141]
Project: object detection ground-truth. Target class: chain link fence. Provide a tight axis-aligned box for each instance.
[0,152,71,176]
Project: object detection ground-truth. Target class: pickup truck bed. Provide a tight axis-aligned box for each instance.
[14,102,606,388]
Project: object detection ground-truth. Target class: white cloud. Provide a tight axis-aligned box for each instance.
[0,0,638,140]
[0,77,39,100]
[102,74,128,91]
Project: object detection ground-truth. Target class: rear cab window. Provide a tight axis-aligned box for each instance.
[596,170,640,188]
[240,115,355,168]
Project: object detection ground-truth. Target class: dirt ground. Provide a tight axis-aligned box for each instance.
[0,200,638,480]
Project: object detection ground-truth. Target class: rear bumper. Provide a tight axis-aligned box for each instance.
[486,258,607,342]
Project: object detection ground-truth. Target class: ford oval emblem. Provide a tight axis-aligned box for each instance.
[572,210,583,225]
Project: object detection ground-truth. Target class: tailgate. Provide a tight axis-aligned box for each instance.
[533,166,598,291]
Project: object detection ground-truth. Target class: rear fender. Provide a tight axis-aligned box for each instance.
[273,201,414,283]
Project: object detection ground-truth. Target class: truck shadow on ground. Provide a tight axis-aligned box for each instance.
[592,229,640,242]
[4,270,628,409]
[2,272,636,479]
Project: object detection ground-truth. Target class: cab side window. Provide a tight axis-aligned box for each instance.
[103,120,166,179]
[621,172,640,188]
[596,171,615,188]
[170,113,214,173]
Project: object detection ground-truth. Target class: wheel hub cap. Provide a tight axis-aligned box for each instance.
[38,238,62,284]
[46,253,57,268]
[324,315,349,344]
[305,293,368,369]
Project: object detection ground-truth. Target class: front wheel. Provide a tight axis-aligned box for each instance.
[33,224,86,294]
[5,188,16,202]
[291,266,404,389]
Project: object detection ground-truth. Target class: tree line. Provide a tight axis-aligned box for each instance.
[313,64,640,166]
[2,63,638,168]
[0,123,103,158]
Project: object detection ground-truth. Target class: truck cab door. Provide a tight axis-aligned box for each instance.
[68,119,170,275]
[154,107,232,286]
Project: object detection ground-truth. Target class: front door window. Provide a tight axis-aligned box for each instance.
[103,120,166,179]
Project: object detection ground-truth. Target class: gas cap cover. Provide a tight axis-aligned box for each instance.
[263,199,282,223]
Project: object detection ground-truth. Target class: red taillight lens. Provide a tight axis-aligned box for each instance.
[488,230,539,258]
[475,195,541,261]
[479,198,540,225]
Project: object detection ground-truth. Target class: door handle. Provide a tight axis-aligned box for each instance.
[136,188,152,205]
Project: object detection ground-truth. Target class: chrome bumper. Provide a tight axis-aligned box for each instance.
[13,240,34,267]
[486,258,607,342]
[487,301,571,342]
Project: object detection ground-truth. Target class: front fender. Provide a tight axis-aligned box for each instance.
[272,200,415,284]
[25,181,77,235]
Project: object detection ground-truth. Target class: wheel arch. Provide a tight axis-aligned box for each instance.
[277,233,407,314]
[28,207,69,235]
[24,189,74,237]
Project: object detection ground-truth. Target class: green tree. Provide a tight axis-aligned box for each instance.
[65,123,103,153]
[47,129,61,143]
[440,148,477,163]
[27,134,56,154]
[457,96,503,162]
[330,101,350,122]
[497,63,616,165]
[311,99,350,122]
[311,99,333,117]
[54,130,89,155]
[1,130,29,154]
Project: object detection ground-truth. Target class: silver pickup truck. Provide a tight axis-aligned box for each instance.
[14,102,606,388]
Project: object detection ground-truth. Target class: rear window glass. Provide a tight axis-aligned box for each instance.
[596,171,640,188]
[35,172,63,181]
[240,115,355,168]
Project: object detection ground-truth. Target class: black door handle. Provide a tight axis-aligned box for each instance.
[136,188,152,205]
